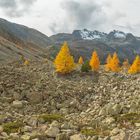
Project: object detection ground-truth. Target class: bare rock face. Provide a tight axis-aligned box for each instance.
[70,134,85,140]
[12,100,23,109]
[45,127,60,138]
[56,133,69,140]
[26,92,43,104]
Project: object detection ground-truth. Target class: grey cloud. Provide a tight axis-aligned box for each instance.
[49,0,126,34]
[20,0,36,6]
[49,0,108,33]
[0,0,16,8]
[0,0,37,17]
[61,0,103,27]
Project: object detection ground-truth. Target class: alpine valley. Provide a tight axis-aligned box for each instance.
[0,18,140,63]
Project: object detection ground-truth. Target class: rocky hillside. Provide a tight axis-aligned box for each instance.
[0,61,140,139]
[0,18,52,62]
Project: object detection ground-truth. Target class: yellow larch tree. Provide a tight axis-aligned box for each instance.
[128,55,140,74]
[78,56,84,64]
[89,51,100,72]
[105,54,112,71]
[24,60,30,66]
[110,52,120,72]
[54,42,75,74]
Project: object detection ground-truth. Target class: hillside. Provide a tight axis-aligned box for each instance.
[0,61,140,139]
[0,18,52,62]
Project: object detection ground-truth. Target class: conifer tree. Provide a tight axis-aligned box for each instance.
[78,56,84,64]
[24,60,29,66]
[54,42,75,74]
[128,55,140,74]
[89,51,100,72]
[110,52,120,72]
[105,54,112,71]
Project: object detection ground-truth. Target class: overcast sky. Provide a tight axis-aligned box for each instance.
[0,0,140,36]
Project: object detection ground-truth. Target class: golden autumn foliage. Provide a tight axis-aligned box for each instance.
[128,55,140,74]
[54,42,75,74]
[105,54,112,71]
[89,51,100,72]
[109,52,120,72]
[24,60,29,66]
[78,56,84,64]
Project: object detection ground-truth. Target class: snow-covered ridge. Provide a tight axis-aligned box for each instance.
[77,29,128,40]
[80,29,106,40]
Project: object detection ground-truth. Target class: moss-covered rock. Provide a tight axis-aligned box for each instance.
[81,128,110,137]
[3,121,24,134]
[38,114,64,123]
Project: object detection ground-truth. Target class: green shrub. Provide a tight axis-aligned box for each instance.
[81,61,91,72]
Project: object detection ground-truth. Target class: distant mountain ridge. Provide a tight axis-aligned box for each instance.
[0,18,140,63]
[49,29,140,63]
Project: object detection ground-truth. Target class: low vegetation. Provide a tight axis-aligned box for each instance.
[3,121,24,134]
[81,128,110,137]
[38,114,64,123]
[115,112,140,128]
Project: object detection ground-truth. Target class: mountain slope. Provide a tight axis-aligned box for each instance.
[0,18,52,62]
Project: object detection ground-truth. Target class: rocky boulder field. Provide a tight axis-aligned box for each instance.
[0,61,140,140]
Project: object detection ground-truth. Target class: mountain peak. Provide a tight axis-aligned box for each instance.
[72,29,107,40]
[108,30,126,39]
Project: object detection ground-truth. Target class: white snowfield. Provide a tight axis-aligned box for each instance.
[80,29,104,40]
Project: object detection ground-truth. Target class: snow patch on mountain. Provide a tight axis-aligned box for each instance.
[114,31,126,38]
[80,29,106,40]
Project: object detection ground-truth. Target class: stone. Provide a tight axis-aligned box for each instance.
[0,115,6,124]
[60,108,69,115]
[27,117,38,127]
[70,134,85,140]
[99,104,122,116]
[45,127,60,137]
[111,128,120,136]
[12,100,23,108]
[23,126,32,132]
[61,123,70,129]
[56,133,69,140]
[21,134,31,140]
[0,126,3,133]
[103,117,115,125]
[9,133,20,139]
[1,132,9,138]
[135,123,140,127]
[26,92,43,104]
[90,136,98,140]
[50,121,59,128]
